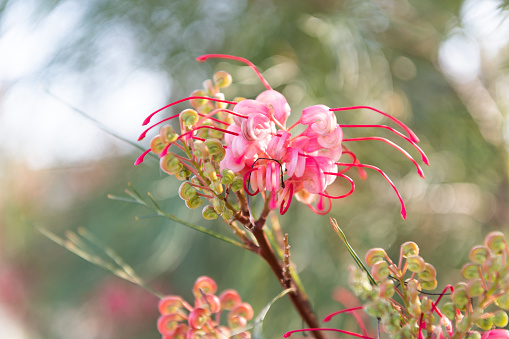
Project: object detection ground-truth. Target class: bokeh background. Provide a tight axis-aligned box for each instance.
[1,0,509,338]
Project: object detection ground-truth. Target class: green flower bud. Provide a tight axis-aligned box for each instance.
[379,280,395,299]
[189,90,208,108]
[401,241,419,258]
[210,181,223,195]
[160,154,183,175]
[365,248,386,267]
[466,332,481,339]
[419,263,437,282]
[150,135,166,155]
[205,138,223,155]
[213,71,232,88]
[467,279,484,298]
[179,182,197,200]
[202,205,218,220]
[441,302,456,321]
[175,169,192,181]
[231,177,243,192]
[462,263,481,280]
[185,195,203,209]
[212,197,225,214]
[493,310,509,328]
[221,207,233,221]
[193,141,209,159]
[221,169,235,185]
[180,109,199,127]
[475,317,493,331]
[420,279,437,290]
[371,260,390,282]
[485,231,506,254]
[407,255,426,273]
[203,79,214,96]
[470,245,490,265]
[190,176,202,186]
[452,285,469,310]
[496,293,509,310]
[204,162,218,181]
[159,125,178,143]
[213,92,228,110]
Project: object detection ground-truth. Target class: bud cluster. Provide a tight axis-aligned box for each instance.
[157,276,253,339]
[346,232,509,338]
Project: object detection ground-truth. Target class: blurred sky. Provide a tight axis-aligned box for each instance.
[0,0,509,171]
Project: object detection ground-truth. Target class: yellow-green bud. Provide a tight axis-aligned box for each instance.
[493,310,509,327]
[185,196,203,209]
[371,261,390,282]
[160,154,183,175]
[365,248,386,267]
[205,138,225,161]
[485,231,506,254]
[150,135,166,155]
[210,181,223,195]
[179,182,197,200]
[442,302,456,321]
[175,169,192,181]
[466,332,481,339]
[470,245,490,264]
[407,255,426,273]
[419,263,437,282]
[213,71,232,88]
[214,92,227,109]
[180,109,199,127]
[204,162,218,181]
[159,125,178,143]
[462,263,480,280]
[221,169,235,185]
[190,90,208,108]
[202,205,218,220]
[452,285,469,310]
[221,207,233,221]
[231,177,243,192]
[379,280,395,299]
[212,197,225,214]
[203,79,215,96]
[401,241,419,257]
[475,317,493,331]
[496,293,509,310]
[193,141,209,159]
[467,279,484,298]
[420,279,437,290]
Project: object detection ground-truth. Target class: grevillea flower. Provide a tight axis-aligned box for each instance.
[135,54,428,219]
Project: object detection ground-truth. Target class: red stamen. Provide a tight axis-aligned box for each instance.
[134,148,151,166]
[143,96,237,126]
[330,106,420,143]
[283,328,373,339]
[340,124,429,165]
[196,54,272,91]
[280,183,294,215]
[307,194,332,215]
[323,307,364,322]
[321,173,355,199]
[341,148,368,179]
[243,168,260,196]
[138,113,179,140]
[342,137,425,178]
[336,162,407,219]
[418,313,424,339]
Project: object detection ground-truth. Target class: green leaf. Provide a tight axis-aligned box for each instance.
[252,288,295,339]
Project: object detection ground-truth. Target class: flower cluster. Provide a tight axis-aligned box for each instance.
[135,54,427,222]
[157,276,253,339]
[285,232,509,339]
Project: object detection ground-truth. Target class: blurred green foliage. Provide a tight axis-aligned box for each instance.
[1,0,509,338]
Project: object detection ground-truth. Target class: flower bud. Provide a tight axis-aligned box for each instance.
[173,324,189,339]
[209,128,224,139]
[475,316,493,331]
[159,295,184,315]
[185,196,203,209]
[220,289,242,311]
[470,245,490,265]
[420,279,437,290]
[202,205,219,220]
[407,255,426,273]
[228,315,247,330]
[160,125,179,143]
[212,197,225,214]
[157,313,186,336]
[175,169,192,181]
[179,182,197,200]
[406,279,420,300]
[214,71,232,88]
[204,162,218,181]
[466,332,481,339]
[493,310,509,328]
[441,302,456,321]
[214,92,228,109]
[205,138,225,161]
[371,260,390,282]
[419,263,437,282]
[231,177,243,192]
[229,303,254,321]
[221,206,234,221]
[496,293,509,310]
[467,279,484,298]
[195,294,221,314]
[203,79,215,96]
[193,141,209,159]
[210,180,223,195]
[485,231,507,254]
[379,279,395,299]
[193,276,217,296]
[180,109,199,127]
[221,169,235,185]
[462,263,480,280]
[188,307,210,329]
[452,285,469,310]
[190,90,208,108]
[161,154,183,175]
[401,241,419,257]
[365,248,386,267]
[150,135,166,155]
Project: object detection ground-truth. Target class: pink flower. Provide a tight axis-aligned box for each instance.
[482,330,509,339]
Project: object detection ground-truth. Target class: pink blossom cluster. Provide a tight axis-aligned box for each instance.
[157,276,253,339]
[136,54,428,218]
